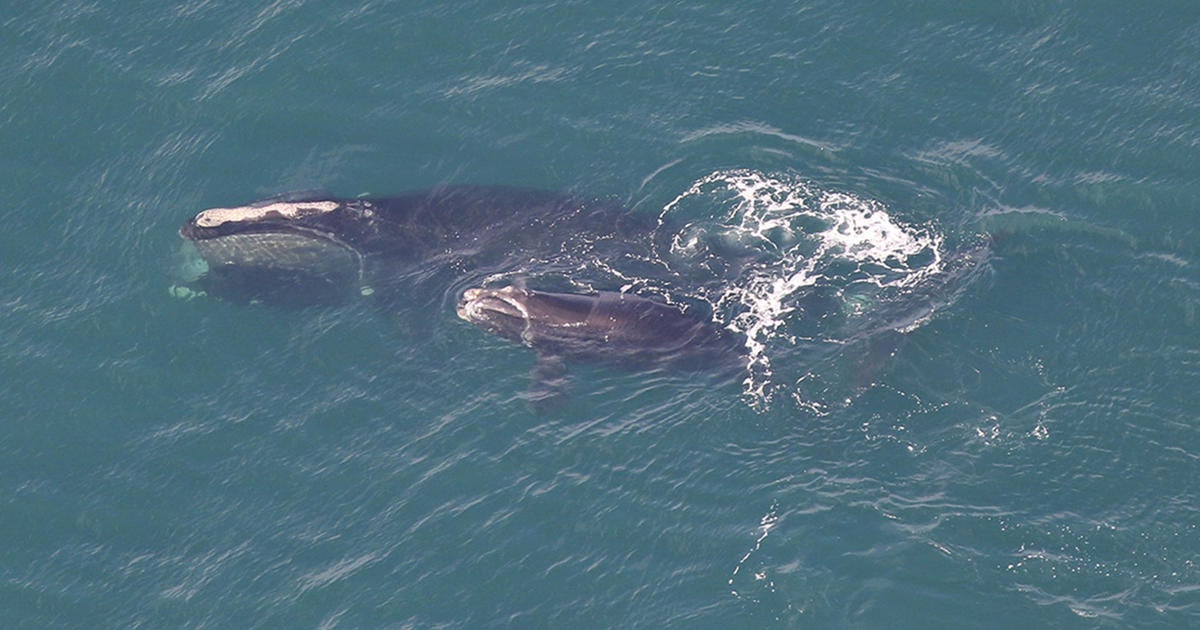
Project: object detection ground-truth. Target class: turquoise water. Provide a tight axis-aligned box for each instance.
[4,2,1199,627]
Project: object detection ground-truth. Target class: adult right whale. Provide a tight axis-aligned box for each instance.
[176,185,649,307]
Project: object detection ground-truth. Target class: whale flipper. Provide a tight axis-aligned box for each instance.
[525,353,572,413]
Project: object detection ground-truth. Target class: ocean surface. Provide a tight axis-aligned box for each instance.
[3,2,1199,627]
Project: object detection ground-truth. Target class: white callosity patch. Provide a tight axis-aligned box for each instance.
[456,288,491,322]
[660,170,946,405]
[457,288,534,332]
[193,201,340,228]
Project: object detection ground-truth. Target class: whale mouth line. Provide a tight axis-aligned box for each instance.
[176,218,367,306]
[185,228,362,272]
[180,220,339,243]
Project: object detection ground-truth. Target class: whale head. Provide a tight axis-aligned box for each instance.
[177,199,365,305]
[456,286,540,342]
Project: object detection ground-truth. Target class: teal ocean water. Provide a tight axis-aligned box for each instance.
[4,2,1199,627]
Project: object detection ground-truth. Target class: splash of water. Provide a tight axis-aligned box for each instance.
[659,170,947,406]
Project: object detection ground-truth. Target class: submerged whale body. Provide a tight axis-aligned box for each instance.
[177,185,644,306]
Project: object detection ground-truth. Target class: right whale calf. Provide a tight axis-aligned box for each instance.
[456,285,746,378]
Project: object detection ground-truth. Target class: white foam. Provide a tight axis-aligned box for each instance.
[660,170,945,406]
